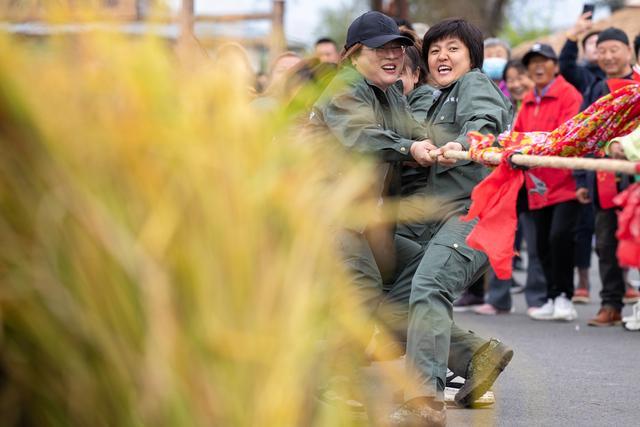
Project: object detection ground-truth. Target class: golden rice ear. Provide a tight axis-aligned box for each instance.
[0,7,427,426]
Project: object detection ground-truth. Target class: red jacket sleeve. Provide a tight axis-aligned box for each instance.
[558,88,583,123]
[513,104,525,132]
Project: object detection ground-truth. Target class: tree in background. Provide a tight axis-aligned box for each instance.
[314,0,367,52]
[372,0,511,36]
[317,0,630,54]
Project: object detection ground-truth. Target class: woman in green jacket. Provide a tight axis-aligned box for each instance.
[308,9,436,376]
[389,18,514,426]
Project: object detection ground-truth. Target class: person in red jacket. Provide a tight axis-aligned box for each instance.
[515,43,584,321]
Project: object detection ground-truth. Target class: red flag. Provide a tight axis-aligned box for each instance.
[461,160,524,279]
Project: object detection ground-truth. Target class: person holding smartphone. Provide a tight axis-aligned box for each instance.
[560,9,605,99]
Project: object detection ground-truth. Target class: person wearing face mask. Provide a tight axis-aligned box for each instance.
[483,38,511,98]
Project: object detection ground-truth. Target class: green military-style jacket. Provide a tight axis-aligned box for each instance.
[410,69,513,216]
[401,84,438,196]
[308,66,426,163]
[407,84,437,124]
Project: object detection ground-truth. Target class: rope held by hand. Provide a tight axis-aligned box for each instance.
[430,149,640,175]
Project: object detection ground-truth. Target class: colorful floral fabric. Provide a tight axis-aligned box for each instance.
[462,83,640,278]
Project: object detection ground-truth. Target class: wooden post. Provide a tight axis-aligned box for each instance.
[271,0,285,60]
[179,0,194,44]
[135,0,144,20]
[396,0,408,20]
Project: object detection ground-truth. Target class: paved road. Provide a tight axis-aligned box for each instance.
[361,252,640,426]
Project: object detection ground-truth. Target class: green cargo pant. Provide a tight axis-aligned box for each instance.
[337,227,487,379]
[399,215,489,401]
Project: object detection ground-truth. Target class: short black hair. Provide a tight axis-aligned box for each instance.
[635,33,640,59]
[315,37,338,47]
[502,59,527,82]
[421,18,484,71]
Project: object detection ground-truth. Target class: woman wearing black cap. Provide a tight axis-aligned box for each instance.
[307,7,435,383]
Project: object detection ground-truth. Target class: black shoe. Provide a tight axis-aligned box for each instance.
[388,397,446,427]
[454,338,513,408]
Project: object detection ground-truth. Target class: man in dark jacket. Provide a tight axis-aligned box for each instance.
[573,28,636,326]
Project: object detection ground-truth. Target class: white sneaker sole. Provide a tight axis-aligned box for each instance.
[445,387,495,407]
[553,313,577,321]
[529,313,555,320]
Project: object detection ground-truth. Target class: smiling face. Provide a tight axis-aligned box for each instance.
[426,37,472,88]
[526,55,558,90]
[597,40,632,78]
[505,66,534,101]
[351,42,405,90]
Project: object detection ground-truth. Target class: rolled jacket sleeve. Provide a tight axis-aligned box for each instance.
[321,90,415,161]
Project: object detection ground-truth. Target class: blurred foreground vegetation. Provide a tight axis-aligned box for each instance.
[0,20,392,426]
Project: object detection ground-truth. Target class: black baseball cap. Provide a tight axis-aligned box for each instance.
[522,43,558,66]
[345,11,414,50]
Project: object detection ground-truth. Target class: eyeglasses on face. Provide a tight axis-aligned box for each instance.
[364,45,406,57]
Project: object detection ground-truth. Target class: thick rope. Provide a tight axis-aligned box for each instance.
[430,150,640,175]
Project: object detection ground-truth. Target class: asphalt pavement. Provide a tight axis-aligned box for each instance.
[361,251,640,426]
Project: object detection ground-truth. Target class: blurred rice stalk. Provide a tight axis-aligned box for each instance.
[0,13,388,426]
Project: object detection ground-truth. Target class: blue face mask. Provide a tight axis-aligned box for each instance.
[482,57,508,81]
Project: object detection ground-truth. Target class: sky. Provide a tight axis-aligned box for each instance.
[170,0,609,47]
